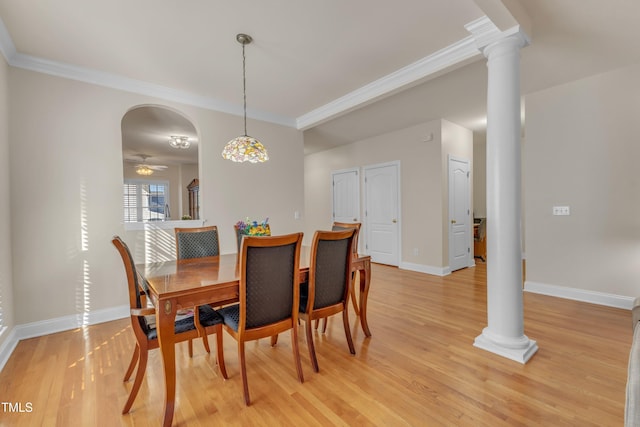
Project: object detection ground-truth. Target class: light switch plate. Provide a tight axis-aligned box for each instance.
[553,206,570,216]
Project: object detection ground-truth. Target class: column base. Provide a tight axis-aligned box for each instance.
[473,328,538,364]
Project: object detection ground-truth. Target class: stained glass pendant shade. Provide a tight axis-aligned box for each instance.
[222,34,269,163]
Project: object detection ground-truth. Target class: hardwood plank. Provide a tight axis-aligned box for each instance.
[0,262,631,426]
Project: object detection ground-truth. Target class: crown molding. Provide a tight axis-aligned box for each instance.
[0,18,295,128]
[0,15,503,132]
[295,19,498,131]
[0,15,16,60]
[9,52,296,128]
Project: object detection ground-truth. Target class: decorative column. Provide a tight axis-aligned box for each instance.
[473,31,538,363]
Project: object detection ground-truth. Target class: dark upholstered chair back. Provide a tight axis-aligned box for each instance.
[312,237,351,310]
[298,229,356,373]
[243,236,300,329]
[331,222,361,254]
[175,226,220,259]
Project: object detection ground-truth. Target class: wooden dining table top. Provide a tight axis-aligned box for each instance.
[137,247,313,299]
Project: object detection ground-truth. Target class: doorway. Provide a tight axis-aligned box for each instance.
[448,155,471,272]
[364,161,400,266]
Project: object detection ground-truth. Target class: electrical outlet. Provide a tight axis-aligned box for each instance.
[552,206,570,216]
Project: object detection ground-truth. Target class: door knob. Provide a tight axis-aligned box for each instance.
[353,218,357,221]
[392,219,397,223]
[451,219,457,224]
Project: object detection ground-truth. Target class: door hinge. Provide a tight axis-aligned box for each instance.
[468,247,470,253]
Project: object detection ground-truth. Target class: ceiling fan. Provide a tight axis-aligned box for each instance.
[129,154,168,176]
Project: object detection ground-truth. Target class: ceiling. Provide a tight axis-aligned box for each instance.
[1,0,640,161]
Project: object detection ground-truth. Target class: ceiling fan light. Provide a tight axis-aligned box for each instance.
[136,165,154,175]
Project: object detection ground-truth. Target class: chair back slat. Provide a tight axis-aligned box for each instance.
[112,236,144,309]
[111,236,151,335]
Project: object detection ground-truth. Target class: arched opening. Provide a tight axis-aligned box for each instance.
[121,105,199,223]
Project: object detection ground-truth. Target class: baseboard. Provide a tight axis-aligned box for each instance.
[524,281,635,310]
[0,305,129,373]
[0,327,18,374]
[400,261,450,276]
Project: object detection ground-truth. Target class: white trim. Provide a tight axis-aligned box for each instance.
[296,35,483,130]
[7,52,295,128]
[524,281,635,310]
[0,327,17,373]
[0,13,497,132]
[124,219,205,231]
[474,332,538,364]
[400,261,450,277]
[0,305,129,373]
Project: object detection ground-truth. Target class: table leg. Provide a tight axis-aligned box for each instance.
[157,298,177,427]
[358,260,372,337]
[350,270,360,315]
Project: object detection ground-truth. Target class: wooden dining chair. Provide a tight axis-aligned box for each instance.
[233,224,243,253]
[112,236,227,414]
[174,225,221,354]
[218,232,304,405]
[299,229,356,372]
[314,221,361,332]
[175,225,220,259]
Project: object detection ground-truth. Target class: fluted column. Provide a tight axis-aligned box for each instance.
[473,33,538,363]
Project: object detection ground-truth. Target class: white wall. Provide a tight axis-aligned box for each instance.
[0,53,13,350]
[524,62,640,300]
[304,118,472,271]
[7,67,304,327]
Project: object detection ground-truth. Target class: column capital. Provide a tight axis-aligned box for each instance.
[465,15,530,55]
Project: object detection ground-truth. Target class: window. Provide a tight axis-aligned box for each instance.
[124,179,170,222]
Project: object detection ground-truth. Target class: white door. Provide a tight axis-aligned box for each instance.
[332,168,360,224]
[448,156,471,272]
[364,162,400,266]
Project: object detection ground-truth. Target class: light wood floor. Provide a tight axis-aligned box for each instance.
[0,262,632,426]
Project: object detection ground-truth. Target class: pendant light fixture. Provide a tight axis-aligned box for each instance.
[221,33,269,163]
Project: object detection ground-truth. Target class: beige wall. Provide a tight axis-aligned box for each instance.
[524,62,640,298]
[0,54,13,349]
[473,134,487,218]
[7,67,304,325]
[304,118,472,271]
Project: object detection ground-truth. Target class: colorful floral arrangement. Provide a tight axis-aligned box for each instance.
[236,217,271,236]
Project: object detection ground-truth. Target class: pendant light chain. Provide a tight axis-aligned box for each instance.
[242,40,248,137]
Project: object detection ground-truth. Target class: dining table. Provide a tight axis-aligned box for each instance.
[136,246,372,427]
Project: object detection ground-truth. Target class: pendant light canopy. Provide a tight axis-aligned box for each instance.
[222,34,269,163]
